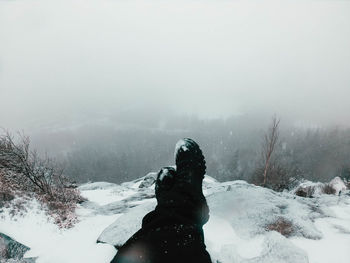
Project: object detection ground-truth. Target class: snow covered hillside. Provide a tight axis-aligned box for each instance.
[1,175,350,263]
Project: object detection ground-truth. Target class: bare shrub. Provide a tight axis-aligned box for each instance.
[0,131,85,227]
[0,132,59,195]
[266,217,294,237]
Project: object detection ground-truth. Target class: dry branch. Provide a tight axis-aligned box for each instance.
[262,116,280,186]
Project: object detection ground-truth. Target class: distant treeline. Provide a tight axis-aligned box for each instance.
[29,115,350,185]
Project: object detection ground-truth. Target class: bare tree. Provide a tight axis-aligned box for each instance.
[0,131,78,201]
[0,131,84,227]
[1,132,52,195]
[261,116,280,186]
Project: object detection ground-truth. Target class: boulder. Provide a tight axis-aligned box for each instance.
[138,172,157,188]
[97,201,156,247]
[0,233,35,262]
[0,259,36,263]
[294,177,347,197]
[328,177,347,195]
[293,182,324,197]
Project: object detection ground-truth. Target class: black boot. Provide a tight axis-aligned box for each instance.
[174,138,209,225]
[174,138,206,193]
[155,166,176,202]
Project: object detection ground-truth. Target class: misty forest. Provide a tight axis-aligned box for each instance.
[21,113,350,188]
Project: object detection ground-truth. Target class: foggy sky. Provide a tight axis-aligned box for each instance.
[1,0,350,131]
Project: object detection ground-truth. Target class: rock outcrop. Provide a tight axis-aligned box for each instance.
[0,233,35,263]
[294,177,348,198]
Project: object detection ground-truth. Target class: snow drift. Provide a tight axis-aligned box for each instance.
[1,174,350,263]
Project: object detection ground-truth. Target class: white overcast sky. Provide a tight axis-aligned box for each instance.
[1,0,350,130]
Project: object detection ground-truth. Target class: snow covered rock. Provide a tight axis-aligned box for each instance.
[246,232,309,263]
[293,177,348,198]
[202,175,219,188]
[0,233,35,262]
[78,182,120,191]
[207,181,322,240]
[121,172,160,189]
[328,177,347,195]
[211,232,308,263]
[0,260,35,263]
[94,190,155,216]
[138,172,157,188]
[79,182,133,206]
[293,181,326,197]
[97,201,156,247]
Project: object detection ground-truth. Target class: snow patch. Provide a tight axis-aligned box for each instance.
[291,202,350,263]
[80,188,135,206]
[0,195,119,263]
[78,182,119,191]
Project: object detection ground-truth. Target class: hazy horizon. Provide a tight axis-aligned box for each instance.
[1,0,350,132]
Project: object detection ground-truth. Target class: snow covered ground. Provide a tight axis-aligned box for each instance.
[0,198,119,263]
[1,175,350,263]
